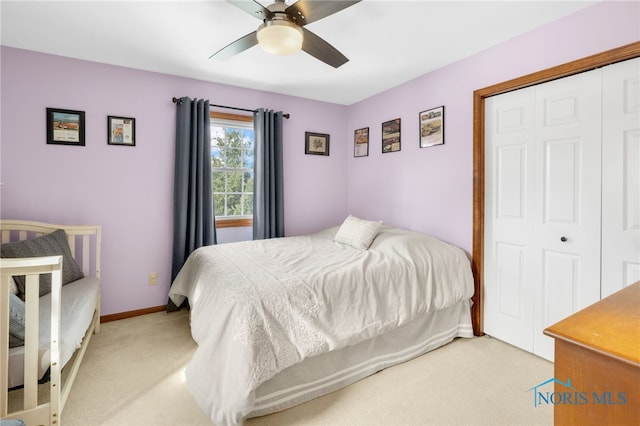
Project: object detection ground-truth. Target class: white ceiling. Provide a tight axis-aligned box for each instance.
[1,0,597,105]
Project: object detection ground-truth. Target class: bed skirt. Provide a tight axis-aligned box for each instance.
[249,298,473,418]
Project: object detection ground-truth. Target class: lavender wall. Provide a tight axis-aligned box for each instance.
[1,1,638,316]
[0,48,348,315]
[346,0,639,253]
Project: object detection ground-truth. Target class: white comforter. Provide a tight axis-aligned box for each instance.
[169,225,474,425]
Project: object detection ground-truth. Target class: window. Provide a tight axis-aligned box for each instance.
[210,112,254,228]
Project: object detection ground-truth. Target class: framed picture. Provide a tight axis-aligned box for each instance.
[305,132,330,156]
[354,127,369,157]
[382,118,401,153]
[46,108,85,146]
[419,106,444,148]
[108,116,136,146]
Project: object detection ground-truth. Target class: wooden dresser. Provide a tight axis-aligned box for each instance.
[544,282,640,426]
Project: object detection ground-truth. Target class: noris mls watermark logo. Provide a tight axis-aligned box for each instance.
[527,377,627,408]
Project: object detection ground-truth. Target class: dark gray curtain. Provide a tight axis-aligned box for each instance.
[169,97,216,311]
[253,109,285,239]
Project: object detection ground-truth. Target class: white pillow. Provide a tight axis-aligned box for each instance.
[334,215,382,250]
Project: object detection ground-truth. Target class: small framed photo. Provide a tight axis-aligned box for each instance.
[419,106,444,148]
[305,132,330,156]
[354,127,369,157]
[108,116,136,146]
[46,108,85,146]
[382,118,401,153]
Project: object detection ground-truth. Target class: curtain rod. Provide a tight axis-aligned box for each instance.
[172,97,290,119]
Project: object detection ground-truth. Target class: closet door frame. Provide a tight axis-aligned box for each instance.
[471,41,640,336]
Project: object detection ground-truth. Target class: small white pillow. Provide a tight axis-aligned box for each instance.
[334,215,382,250]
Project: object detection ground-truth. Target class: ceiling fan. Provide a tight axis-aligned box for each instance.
[210,0,362,68]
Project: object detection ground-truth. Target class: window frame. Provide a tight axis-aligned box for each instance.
[210,111,254,228]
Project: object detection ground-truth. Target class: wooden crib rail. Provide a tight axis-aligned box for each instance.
[1,255,63,426]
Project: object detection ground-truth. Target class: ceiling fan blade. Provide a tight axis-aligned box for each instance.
[286,0,361,26]
[301,28,348,68]
[209,31,258,60]
[227,0,273,20]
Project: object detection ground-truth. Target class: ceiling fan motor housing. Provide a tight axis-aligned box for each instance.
[257,14,304,56]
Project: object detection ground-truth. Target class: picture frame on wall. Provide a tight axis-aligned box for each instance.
[382,118,401,153]
[46,107,85,146]
[419,106,444,148]
[354,127,369,157]
[305,131,330,156]
[108,116,136,146]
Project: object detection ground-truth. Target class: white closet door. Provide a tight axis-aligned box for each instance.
[484,87,537,353]
[531,70,603,361]
[602,57,640,297]
[485,69,602,361]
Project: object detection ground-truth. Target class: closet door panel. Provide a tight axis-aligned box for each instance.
[532,70,602,361]
[602,57,640,297]
[495,242,526,318]
[496,145,527,218]
[537,249,584,359]
[484,89,536,352]
[543,138,581,223]
[542,250,581,323]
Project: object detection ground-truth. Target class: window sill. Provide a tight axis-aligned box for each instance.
[216,218,253,228]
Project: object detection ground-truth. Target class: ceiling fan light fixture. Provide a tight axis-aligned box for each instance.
[257,19,303,56]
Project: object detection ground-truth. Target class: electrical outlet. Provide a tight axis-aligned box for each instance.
[149,272,158,286]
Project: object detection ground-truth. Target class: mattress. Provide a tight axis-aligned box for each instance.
[7,277,99,388]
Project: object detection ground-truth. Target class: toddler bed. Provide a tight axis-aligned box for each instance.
[1,220,101,425]
[169,216,475,425]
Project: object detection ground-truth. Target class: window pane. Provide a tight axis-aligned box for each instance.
[227,147,243,168]
[243,149,253,169]
[214,194,225,216]
[211,146,224,168]
[245,130,254,149]
[243,193,253,216]
[228,129,244,148]
[227,171,243,193]
[227,194,242,216]
[212,128,228,147]
[212,170,226,193]
[243,171,253,189]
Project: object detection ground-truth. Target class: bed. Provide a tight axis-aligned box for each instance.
[169,216,475,425]
[1,220,101,425]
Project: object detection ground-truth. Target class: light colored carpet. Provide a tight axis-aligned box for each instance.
[12,310,554,425]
